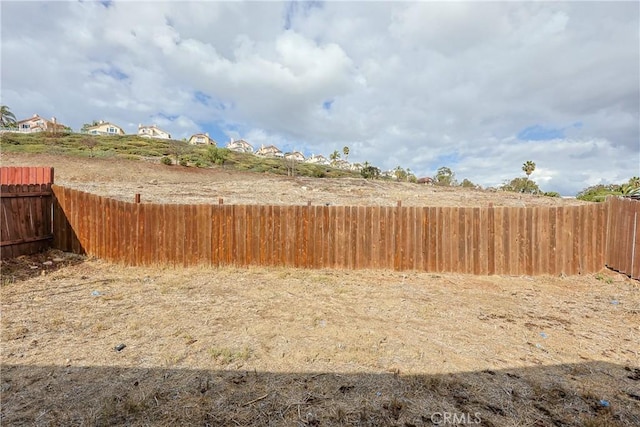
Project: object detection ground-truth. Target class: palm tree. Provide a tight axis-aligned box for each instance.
[329,150,341,165]
[522,161,536,178]
[0,105,17,128]
[342,146,350,161]
[522,160,535,192]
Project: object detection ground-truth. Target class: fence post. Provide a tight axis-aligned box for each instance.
[632,211,638,276]
[134,193,141,203]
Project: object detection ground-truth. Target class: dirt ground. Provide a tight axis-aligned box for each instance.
[2,152,590,207]
[1,251,639,426]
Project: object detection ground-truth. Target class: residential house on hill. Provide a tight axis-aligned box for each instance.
[305,154,329,165]
[138,124,171,140]
[256,144,284,158]
[226,139,254,153]
[284,151,305,162]
[332,159,353,170]
[84,120,125,136]
[189,133,216,145]
[226,139,253,153]
[15,114,67,133]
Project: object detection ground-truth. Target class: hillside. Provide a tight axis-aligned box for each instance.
[1,133,589,207]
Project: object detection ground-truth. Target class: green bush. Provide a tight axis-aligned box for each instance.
[161,156,172,165]
[179,157,188,167]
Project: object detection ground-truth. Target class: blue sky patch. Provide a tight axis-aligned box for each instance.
[194,92,230,111]
[322,100,334,110]
[154,113,179,122]
[432,152,460,169]
[194,91,212,106]
[517,124,565,141]
[92,66,128,81]
[284,1,324,30]
[199,123,229,145]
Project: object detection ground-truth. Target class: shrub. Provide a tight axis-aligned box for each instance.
[206,146,229,165]
[179,157,188,167]
[360,165,380,179]
[161,156,172,165]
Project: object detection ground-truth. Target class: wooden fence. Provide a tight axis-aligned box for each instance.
[1,166,54,185]
[1,167,55,258]
[606,197,640,279]
[52,185,612,275]
[1,184,54,258]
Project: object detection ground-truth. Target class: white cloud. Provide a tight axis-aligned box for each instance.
[1,1,638,195]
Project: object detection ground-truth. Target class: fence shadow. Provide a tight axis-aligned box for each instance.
[0,249,86,285]
[2,361,639,426]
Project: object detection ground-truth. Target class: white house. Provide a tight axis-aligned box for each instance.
[284,151,305,162]
[138,124,171,140]
[255,144,284,158]
[305,154,330,165]
[84,120,125,136]
[226,139,254,153]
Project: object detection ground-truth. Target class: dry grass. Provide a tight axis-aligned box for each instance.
[1,152,591,207]
[2,251,639,426]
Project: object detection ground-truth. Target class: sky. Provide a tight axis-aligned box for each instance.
[1,0,638,196]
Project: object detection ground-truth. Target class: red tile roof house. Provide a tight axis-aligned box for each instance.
[14,114,67,133]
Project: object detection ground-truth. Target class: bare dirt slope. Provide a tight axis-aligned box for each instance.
[1,252,639,426]
[2,152,589,207]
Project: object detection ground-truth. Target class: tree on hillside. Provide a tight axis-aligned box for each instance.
[81,120,100,132]
[0,105,17,128]
[82,137,98,158]
[206,146,228,166]
[284,155,297,177]
[394,166,408,182]
[342,146,350,161]
[329,150,341,165]
[576,184,617,202]
[576,177,640,202]
[360,161,380,179]
[460,178,478,189]
[501,177,540,195]
[434,166,457,186]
